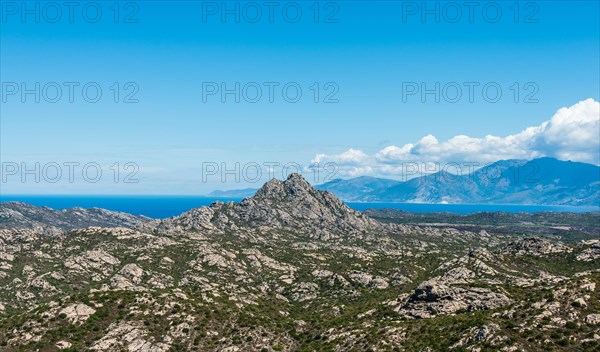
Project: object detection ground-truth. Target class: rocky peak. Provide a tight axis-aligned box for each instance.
[253,178,284,199]
[233,173,379,235]
[250,173,323,203]
[285,172,313,189]
[153,173,381,238]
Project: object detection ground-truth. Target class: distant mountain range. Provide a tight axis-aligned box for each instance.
[208,157,600,206]
[207,188,259,198]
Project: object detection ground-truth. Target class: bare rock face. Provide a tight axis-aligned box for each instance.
[347,271,389,289]
[585,314,600,324]
[64,249,121,275]
[151,173,382,238]
[90,321,170,351]
[110,263,146,291]
[148,206,219,235]
[577,243,600,262]
[226,173,383,237]
[451,323,502,349]
[58,303,96,324]
[55,341,72,349]
[503,237,572,256]
[394,280,512,319]
[290,282,319,302]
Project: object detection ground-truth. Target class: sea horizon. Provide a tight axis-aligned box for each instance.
[2,194,598,219]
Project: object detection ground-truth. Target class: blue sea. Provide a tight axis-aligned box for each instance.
[1,195,598,219]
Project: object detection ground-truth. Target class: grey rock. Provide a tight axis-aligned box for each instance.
[0,202,150,235]
[504,237,572,256]
[395,280,512,318]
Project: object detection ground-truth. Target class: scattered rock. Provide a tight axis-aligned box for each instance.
[394,280,512,319]
[59,303,96,324]
[504,237,572,256]
[585,314,600,324]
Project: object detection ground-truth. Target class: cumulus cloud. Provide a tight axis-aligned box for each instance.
[312,148,370,166]
[311,99,600,178]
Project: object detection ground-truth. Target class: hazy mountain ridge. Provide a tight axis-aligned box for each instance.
[317,157,600,205]
[206,158,599,206]
[207,188,257,198]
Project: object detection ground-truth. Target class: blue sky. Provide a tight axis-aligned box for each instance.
[1,0,599,194]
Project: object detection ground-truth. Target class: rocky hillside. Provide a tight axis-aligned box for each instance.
[0,202,151,235]
[0,174,599,351]
[149,173,382,239]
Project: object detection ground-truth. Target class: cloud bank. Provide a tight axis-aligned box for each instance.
[311,98,600,178]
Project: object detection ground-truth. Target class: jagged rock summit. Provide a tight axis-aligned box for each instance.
[151,173,381,238]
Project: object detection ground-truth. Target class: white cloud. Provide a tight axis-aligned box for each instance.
[312,99,600,179]
[312,148,371,166]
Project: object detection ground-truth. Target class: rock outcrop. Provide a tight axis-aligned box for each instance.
[150,173,382,239]
[394,280,512,319]
[503,237,572,256]
[577,242,600,262]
